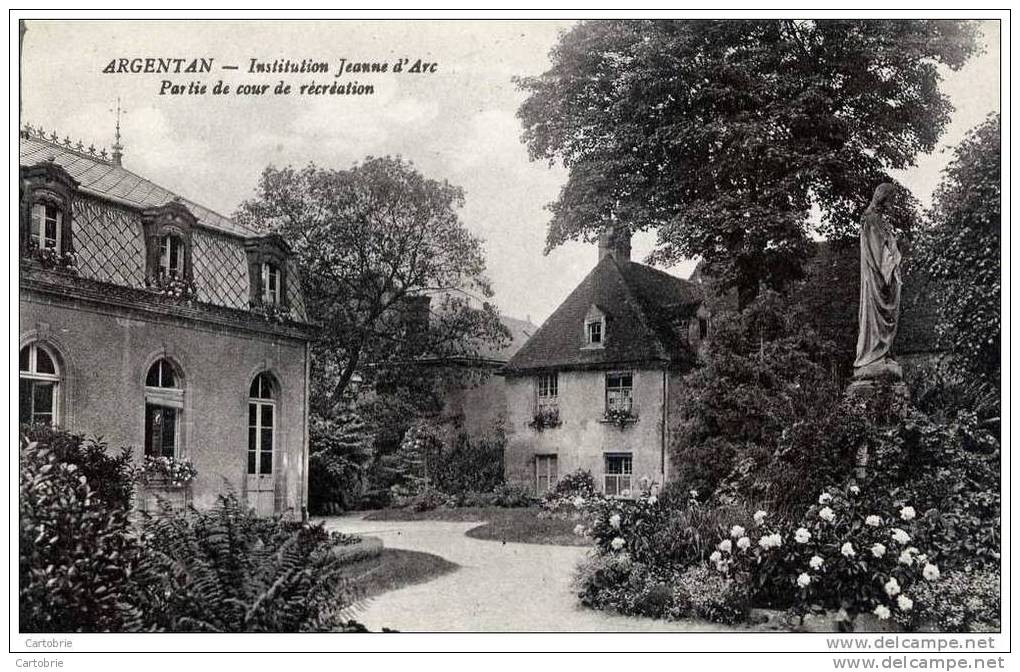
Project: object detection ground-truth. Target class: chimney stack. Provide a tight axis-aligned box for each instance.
[597,225,632,264]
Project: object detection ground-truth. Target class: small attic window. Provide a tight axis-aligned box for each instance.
[583,305,607,349]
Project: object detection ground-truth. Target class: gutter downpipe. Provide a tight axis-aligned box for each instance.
[301,340,311,521]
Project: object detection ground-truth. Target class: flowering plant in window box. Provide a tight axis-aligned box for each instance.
[25,239,77,271]
[146,273,198,302]
[529,407,562,431]
[134,455,198,488]
[602,408,638,427]
[250,300,293,323]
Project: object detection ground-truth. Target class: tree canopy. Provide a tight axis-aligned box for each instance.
[918,113,1000,392]
[516,19,980,305]
[236,156,509,407]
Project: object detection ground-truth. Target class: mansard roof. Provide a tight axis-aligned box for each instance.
[20,128,253,237]
[506,256,702,373]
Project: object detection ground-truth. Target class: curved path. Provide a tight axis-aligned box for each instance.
[319,514,742,632]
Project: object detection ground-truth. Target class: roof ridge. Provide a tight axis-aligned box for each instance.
[20,123,113,164]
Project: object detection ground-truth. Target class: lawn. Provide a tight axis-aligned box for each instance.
[343,547,460,601]
[362,506,591,547]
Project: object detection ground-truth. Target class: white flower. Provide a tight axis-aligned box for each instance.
[809,555,824,570]
[737,536,751,551]
[647,495,658,505]
[572,496,586,508]
[610,537,626,551]
[871,543,886,558]
[758,533,783,550]
[573,524,586,537]
[897,595,913,612]
[874,605,891,620]
[819,506,835,522]
[923,563,941,581]
[753,510,767,524]
[609,513,621,530]
[898,550,915,566]
[836,608,850,622]
[709,550,722,563]
[730,525,746,538]
[884,577,901,597]
[797,572,811,588]
[794,527,811,544]
[849,485,861,495]
[718,539,733,553]
[818,492,833,505]
[865,515,882,527]
[899,506,916,521]
[621,489,631,497]
[840,542,856,558]
[891,528,911,545]
[690,489,699,499]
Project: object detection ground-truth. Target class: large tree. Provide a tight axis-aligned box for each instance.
[517,19,979,305]
[918,113,1001,393]
[236,156,509,407]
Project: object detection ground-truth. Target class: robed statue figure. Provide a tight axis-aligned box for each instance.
[854,183,903,379]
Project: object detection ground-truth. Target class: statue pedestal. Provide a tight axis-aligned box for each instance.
[845,359,910,478]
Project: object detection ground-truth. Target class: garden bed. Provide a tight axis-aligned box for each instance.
[343,548,460,600]
[363,506,591,547]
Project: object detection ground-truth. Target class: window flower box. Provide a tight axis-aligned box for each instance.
[135,454,198,489]
[600,408,639,427]
[25,239,77,271]
[529,407,562,431]
[145,272,198,302]
[249,300,293,323]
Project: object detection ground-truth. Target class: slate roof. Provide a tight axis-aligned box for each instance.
[19,131,255,237]
[507,256,702,373]
[474,315,539,363]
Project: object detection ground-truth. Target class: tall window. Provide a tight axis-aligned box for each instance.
[248,373,275,478]
[159,234,186,278]
[536,372,558,412]
[604,453,633,496]
[536,454,558,495]
[144,359,183,458]
[19,343,60,426]
[261,263,281,306]
[605,373,633,413]
[30,204,62,250]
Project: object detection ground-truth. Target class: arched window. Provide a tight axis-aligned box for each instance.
[19,343,60,426]
[144,358,183,458]
[159,233,186,278]
[248,373,275,479]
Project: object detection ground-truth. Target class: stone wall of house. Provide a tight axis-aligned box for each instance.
[20,291,308,516]
[441,371,508,440]
[504,367,668,495]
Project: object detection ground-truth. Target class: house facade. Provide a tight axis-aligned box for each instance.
[504,228,705,496]
[18,125,316,517]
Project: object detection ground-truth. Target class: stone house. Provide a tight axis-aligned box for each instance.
[503,228,706,496]
[18,125,316,517]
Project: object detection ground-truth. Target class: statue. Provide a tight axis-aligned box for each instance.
[853,183,902,381]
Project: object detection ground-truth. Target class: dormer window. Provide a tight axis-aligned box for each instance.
[582,305,607,349]
[30,203,62,250]
[261,262,281,306]
[159,233,186,278]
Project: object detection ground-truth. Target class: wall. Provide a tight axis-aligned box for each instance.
[504,367,668,494]
[441,370,507,440]
[20,290,308,516]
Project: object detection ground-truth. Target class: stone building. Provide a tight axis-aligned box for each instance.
[18,125,316,516]
[503,228,706,496]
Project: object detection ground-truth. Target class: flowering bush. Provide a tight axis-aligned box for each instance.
[602,408,638,427]
[669,565,750,625]
[491,481,532,508]
[540,469,602,520]
[906,567,1000,632]
[710,485,944,628]
[146,273,197,301]
[26,240,77,271]
[135,455,198,488]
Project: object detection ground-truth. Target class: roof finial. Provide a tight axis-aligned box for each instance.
[110,97,126,167]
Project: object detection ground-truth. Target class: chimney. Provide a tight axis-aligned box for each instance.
[597,225,631,263]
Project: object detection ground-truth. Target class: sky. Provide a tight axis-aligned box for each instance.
[20,19,1000,325]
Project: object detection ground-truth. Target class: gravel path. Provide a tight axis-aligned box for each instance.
[319,514,743,632]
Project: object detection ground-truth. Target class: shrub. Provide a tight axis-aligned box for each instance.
[670,565,749,625]
[19,437,146,632]
[21,425,135,509]
[391,483,453,512]
[551,469,599,498]
[132,495,363,632]
[333,536,385,565]
[907,567,1000,632]
[492,481,532,508]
